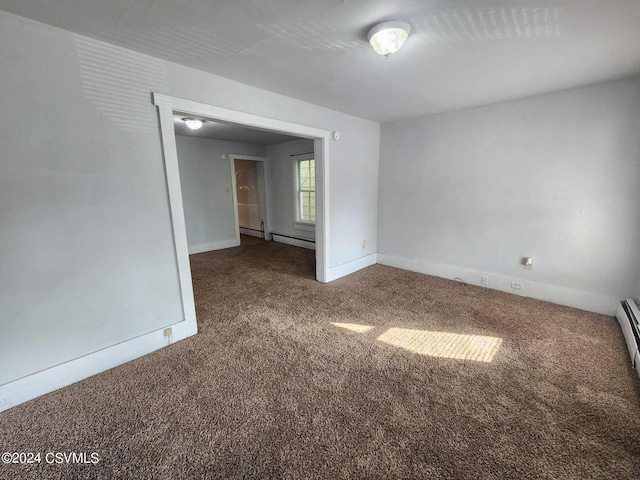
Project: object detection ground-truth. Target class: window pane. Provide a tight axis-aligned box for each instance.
[300,160,308,189]
[309,192,316,222]
[297,159,316,223]
[300,191,316,222]
[299,159,315,191]
[309,160,315,192]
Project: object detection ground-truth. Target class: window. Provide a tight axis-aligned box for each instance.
[295,158,315,225]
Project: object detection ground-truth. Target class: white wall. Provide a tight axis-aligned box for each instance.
[0,16,185,386]
[267,139,315,244]
[0,10,379,401]
[175,136,265,253]
[378,77,640,314]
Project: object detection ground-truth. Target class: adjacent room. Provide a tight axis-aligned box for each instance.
[1,1,639,479]
[172,115,318,255]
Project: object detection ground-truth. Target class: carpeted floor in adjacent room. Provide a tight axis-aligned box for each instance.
[1,241,639,479]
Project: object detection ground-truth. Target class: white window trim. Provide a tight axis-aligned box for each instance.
[292,153,316,231]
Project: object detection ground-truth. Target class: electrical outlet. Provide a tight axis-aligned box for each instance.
[481,275,489,286]
[362,239,367,249]
[511,281,524,290]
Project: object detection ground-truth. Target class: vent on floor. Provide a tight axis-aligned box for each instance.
[616,298,640,379]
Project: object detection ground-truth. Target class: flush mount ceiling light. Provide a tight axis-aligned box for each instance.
[183,118,203,130]
[367,20,411,57]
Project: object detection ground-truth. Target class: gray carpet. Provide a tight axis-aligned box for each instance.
[1,241,639,479]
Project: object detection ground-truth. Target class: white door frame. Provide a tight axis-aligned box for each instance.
[228,154,272,242]
[152,93,330,285]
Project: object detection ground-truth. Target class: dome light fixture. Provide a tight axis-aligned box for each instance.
[183,118,204,130]
[367,20,411,57]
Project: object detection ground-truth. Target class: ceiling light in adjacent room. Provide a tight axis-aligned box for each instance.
[367,20,411,57]
[183,118,203,130]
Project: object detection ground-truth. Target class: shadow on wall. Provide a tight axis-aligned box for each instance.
[95,26,243,64]
[332,323,503,363]
[75,35,168,133]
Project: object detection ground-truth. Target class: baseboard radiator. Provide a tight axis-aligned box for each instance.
[616,299,640,379]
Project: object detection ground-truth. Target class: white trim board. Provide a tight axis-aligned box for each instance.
[0,319,196,413]
[239,228,263,239]
[155,97,199,330]
[189,239,239,255]
[377,254,618,316]
[326,253,378,282]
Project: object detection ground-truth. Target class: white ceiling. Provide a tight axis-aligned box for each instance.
[2,0,640,122]
[173,115,300,145]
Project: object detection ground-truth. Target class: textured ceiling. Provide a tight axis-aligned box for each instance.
[2,0,640,122]
[173,115,300,145]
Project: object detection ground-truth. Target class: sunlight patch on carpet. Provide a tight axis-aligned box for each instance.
[377,328,502,362]
[331,322,375,333]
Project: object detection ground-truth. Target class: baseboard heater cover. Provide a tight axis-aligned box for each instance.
[270,232,315,243]
[616,298,640,379]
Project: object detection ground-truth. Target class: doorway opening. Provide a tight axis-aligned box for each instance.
[153,93,330,332]
[230,155,269,244]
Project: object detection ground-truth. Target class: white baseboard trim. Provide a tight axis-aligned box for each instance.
[0,320,197,413]
[272,234,315,251]
[239,227,263,238]
[377,254,618,316]
[327,253,378,282]
[189,239,239,255]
